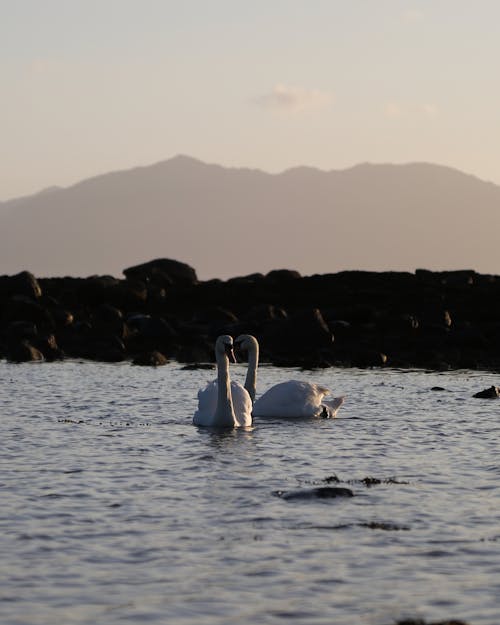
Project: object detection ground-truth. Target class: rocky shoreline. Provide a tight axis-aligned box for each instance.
[1,258,500,371]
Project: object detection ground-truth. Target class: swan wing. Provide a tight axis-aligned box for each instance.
[231,381,253,427]
[193,380,252,427]
[322,395,345,418]
[193,380,218,426]
[253,380,328,418]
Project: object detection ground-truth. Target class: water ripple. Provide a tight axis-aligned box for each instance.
[1,362,499,624]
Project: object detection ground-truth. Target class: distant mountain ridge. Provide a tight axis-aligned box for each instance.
[1,155,499,279]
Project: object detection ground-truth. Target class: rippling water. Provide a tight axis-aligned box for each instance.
[1,360,499,625]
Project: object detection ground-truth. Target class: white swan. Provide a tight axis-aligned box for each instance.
[234,334,345,418]
[193,335,252,428]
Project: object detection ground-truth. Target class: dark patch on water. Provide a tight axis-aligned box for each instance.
[307,474,410,486]
[322,474,341,483]
[18,533,54,541]
[359,521,410,531]
[290,521,410,531]
[395,618,468,625]
[480,534,500,542]
[357,476,410,487]
[274,486,354,501]
[58,419,151,427]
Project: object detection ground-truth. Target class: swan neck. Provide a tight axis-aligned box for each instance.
[244,339,259,403]
[214,350,236,426]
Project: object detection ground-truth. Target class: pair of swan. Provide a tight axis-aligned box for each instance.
[193,335,253,428]
[193,334,345,428]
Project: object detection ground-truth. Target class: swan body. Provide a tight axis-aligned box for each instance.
[252,380,344,418]
[235,334,345,418]
[193,335,252,428]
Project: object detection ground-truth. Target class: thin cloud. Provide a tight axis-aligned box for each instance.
[402,9,424,23]
[29,57,66,76]
[384,101,403,118]
[384,101,439,119]
[256,83,333,113]
[422,104,439,118]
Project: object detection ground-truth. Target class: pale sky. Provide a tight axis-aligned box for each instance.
[2,0,500,201]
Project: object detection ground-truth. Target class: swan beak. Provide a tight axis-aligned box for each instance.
[225,345,237,363]
[233,342,242,361]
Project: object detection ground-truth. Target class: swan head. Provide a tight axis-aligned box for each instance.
[215,335,236,363]
[234,334,259,358]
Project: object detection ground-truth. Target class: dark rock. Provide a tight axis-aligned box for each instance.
[226,273,265,285]
[111,279,148,307]
[89,341,127,363]
[61,333,126,362]
[90,304,128,340]
[127,314,176,339]
[265,268,301,282]
[123,258,197,286]
[395,620,469,625]
[33,334,65,361]
[241,304,288,323]
[350,348,389,368]
[3,263,500,370]
[5,320,38,341]
[132,350,168,366]
[0,271,42,299]
[77,276,147,308]
[50,307,74,327]
[276,487,354,501]
[7,340,44,362]
[126,314,177,356]
[473,385,500,398]
[261,308,333,361]
[180,363,215,370]
[2,295,54,330]
[360,521,409,531]
[176,342,213,364]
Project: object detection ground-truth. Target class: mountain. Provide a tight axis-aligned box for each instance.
[1,155,500,279]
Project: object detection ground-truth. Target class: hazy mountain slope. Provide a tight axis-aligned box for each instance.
[1,155,499,279]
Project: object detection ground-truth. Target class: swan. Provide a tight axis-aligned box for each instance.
[193,335,252,428]
[234,334,345,418]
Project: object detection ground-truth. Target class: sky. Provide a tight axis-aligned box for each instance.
[2,0,500,201]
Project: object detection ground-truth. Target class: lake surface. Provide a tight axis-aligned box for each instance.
[1,360,499,625]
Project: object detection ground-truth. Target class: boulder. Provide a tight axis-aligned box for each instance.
[0,271,42,299]
[33,334,65,361]
[1,295,54,330]
[473,385,500,398]
[132,350,168,366]
[265,268,301,282]
[7,340,44,363]
[123,258,197,286]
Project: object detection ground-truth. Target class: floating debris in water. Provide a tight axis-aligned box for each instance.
[275,487,354,501]
[393,619,469,625]
[358,476,410,487]
[322,474,341,483]
[360,521,410,531]
[57,419,151,427]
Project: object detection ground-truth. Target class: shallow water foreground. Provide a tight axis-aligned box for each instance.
[1,361,499,625]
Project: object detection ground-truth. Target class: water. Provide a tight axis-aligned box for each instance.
[1,360,499,625]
